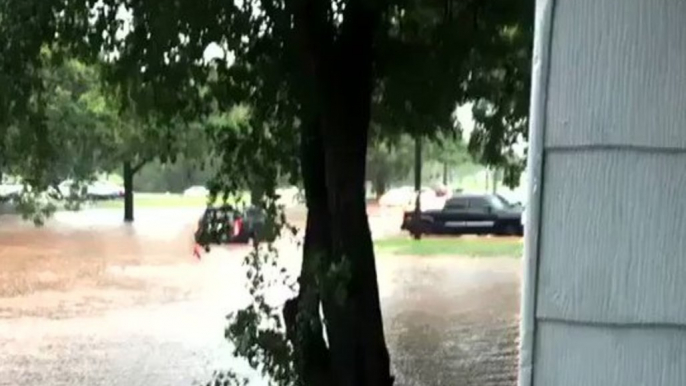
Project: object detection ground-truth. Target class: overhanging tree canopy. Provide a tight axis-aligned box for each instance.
[2,1,533,385]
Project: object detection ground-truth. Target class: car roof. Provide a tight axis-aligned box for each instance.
[449,193,491,200]
[204,205,235,213]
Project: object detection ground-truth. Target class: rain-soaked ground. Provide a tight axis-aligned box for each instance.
[0,207,520,386]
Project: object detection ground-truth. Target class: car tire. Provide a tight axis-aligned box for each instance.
[501,223,520,237]
[233,231,251,244]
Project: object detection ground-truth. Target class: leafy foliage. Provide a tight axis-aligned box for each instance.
[133,156,218,193]
[2,53,113,189]
[367,132,471,195]
[2,0,533,384]
[425,132,471,168]
[366,136,415,196]
[198,197,300,386]
[466,23,533,187]
[1,50,213,220]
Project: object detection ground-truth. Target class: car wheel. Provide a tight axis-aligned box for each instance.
[502,223,520,236]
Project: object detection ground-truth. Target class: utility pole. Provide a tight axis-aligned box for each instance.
[492,167,499,194]
[485,168,490,193]
[442,162,449,186]
[413,135,422,240]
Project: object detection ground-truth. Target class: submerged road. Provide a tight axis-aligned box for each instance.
[0,208,520,386]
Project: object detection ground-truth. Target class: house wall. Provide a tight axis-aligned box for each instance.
[524,0,686,384]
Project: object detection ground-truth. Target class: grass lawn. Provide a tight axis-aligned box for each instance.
[93,193,250,209]
[375,236,523,258]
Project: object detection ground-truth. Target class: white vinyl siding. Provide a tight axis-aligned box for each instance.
[528,0,686,384]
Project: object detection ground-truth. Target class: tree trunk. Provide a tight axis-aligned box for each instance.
[442,162,449,186]
[321,138,393,386]
[0,144,5,184]
[372,173,387,199]
[123,161,134,223]
[288,1,394,385]
[320,36,393,386]
[285,117,334,386]
[414,137,422,194]
[286,108,393,386]
[250,186,263,207]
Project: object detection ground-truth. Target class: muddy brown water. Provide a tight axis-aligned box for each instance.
[0,207,520,386]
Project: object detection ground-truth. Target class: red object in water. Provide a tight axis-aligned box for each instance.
[192,244,203,260]
[232,217,243,237]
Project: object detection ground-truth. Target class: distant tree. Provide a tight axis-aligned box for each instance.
[109,114,209,222]
[366,135,414,197]
[134,155,219,193]
[424,132,472,186]
[366,132,470,196]
[2,54,114,190]
[465,25,532,187]
[0,51,210,222]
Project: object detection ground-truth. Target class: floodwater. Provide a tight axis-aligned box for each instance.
[0,208,520,386]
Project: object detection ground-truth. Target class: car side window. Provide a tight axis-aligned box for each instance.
[445,198,468,210]
[468,197,491,212]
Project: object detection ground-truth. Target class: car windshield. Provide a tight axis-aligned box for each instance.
[488,195,512,210]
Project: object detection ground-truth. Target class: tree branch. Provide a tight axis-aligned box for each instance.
[132,158,150,174]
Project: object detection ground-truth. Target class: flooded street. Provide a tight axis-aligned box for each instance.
[0,208,520,386]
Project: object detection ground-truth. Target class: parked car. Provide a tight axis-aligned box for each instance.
[1,183,71,202]
[379,186,439,208]
[183,185,209,197]
[401,193,524,237]
[87,181,125,200]
[378,186,415,207]
[58,180,124,201]
[194,205,273,247]
[0,184,22,202]
[402,187,446,211]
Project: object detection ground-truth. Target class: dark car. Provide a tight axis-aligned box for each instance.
[401,193,523,237]
[194,205,271,246]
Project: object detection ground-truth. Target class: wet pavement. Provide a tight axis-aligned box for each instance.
[0,208,520,386]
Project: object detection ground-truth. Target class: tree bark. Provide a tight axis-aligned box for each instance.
[288,1,394,385]
[372,173,388,199]
[318,7,393,386]
[123,161,134,223]
[321,132,393,386]
[250,186,263,207]
[285,116,334,386]
[123,160,147,223]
